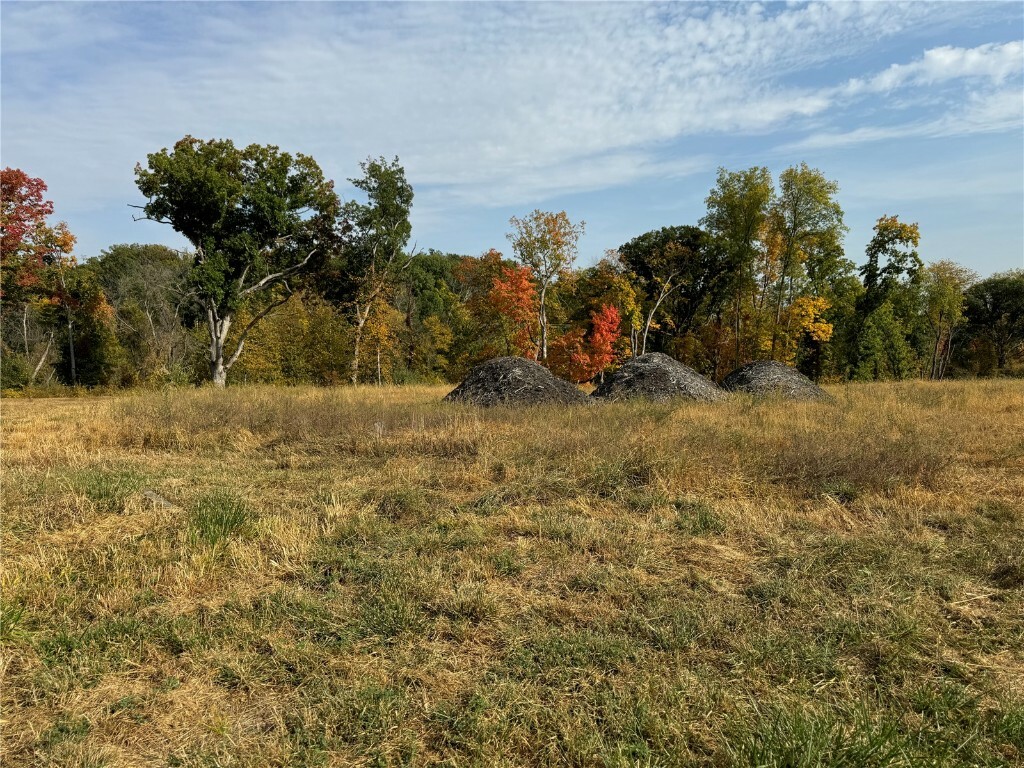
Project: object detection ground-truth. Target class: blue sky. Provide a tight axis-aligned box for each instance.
[2,1,1022,276]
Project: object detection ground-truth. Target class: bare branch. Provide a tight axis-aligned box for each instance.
[128,203,172,225]
[239,249,317,297]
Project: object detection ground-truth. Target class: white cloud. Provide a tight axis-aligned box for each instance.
[842,41,1024,95]
[0,1,1020,258]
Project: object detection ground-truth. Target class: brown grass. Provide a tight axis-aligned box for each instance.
[1,381,1022,766]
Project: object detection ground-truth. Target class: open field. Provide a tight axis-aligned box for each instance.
[1,381,1022,767]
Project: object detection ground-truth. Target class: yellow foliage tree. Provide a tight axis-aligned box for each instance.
[361,300,404,385]
[771,296,833,364]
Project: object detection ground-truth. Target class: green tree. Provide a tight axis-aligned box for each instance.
[41,262,125,387]
[616,225,728,356]
[853,215,923,379]
[392,250,463,381]
[701,166,774,369]
[83,243,198,384]
[134,136,339,387]
[326,157,414,384]
[963,270,1024,374]
[922,260,976,380]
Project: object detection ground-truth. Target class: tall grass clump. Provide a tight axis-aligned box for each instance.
[188,490,254,546]
[71,467,145,512]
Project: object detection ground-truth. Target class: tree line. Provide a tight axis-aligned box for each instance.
[2,138,1022,390]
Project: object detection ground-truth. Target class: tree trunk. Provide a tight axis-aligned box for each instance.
[770,283,785,358]
[29,333,53,384]
[641,280,677,356]
[538,283,549,361]
[641,309,654,355]
[350,304,370,385]
[22,304,30,357]
[940,330,956,380]
[207,308,232,388]
[769,252,792,359]
[733,288,742,370]
[66,311,77,386]
[405,288,416,370]
[211,359,228,387]
[376,344,382,386]
[928,310,945,380]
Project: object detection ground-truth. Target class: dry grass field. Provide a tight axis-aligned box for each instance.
[1,381,1022,767]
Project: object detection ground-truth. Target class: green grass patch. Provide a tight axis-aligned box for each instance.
[188,490,254,546]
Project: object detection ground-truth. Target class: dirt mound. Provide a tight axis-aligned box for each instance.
[591,353,727,403]
[721,360,831,401]
[444,356,588,407]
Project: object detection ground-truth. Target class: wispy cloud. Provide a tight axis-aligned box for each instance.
[1,1,1020,270]
[841,41,1023,95]
[779,42,1024,153]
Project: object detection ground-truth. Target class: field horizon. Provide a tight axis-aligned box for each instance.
[2,380,1022,766]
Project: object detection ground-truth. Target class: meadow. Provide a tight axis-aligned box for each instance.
[1,381,1022,767]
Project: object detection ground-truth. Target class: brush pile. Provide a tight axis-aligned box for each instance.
[591,353,727,403]
[444,357,588,407]
[722,360,831,401]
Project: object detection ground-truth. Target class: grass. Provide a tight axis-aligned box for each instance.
[1,380,1022,766]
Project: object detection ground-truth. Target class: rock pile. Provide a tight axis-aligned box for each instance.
[591,353,727,403]
[721,360,831,401]
[443,356,589,407]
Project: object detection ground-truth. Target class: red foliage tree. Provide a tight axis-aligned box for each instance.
[2,169,79,381]
[1,168,76,298]
[548,304,622,383]
[488,263,540,359]
[587,304,622,374]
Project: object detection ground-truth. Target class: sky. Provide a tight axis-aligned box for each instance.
[2,1,1023,277]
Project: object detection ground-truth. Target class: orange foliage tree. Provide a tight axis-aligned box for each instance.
[548,304,622,383]
[507,210,584,360]
[488,263,540,359]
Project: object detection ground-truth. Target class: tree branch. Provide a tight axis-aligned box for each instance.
[239,249,317,297]
[223,288,294,371]
[128,204,172,225]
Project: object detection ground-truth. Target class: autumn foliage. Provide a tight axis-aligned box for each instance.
[3,156,1020,390]
[548,304,622,383]
[489,263,540,359]
[1,168,76,296]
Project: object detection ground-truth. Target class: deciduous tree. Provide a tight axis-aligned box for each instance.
[922,260,976,380]
[617,225,727,356]
[326,157,414,384]
[768,163,847,357]
[507,210,584,360]
[853,215,922,379]
[134,136,339,387]
[701,166,774,368]
[84,244,197,384]
[963,270,1024,373]
[1,168,77,383]
[547,305,622,384]
[488,262,540,359]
